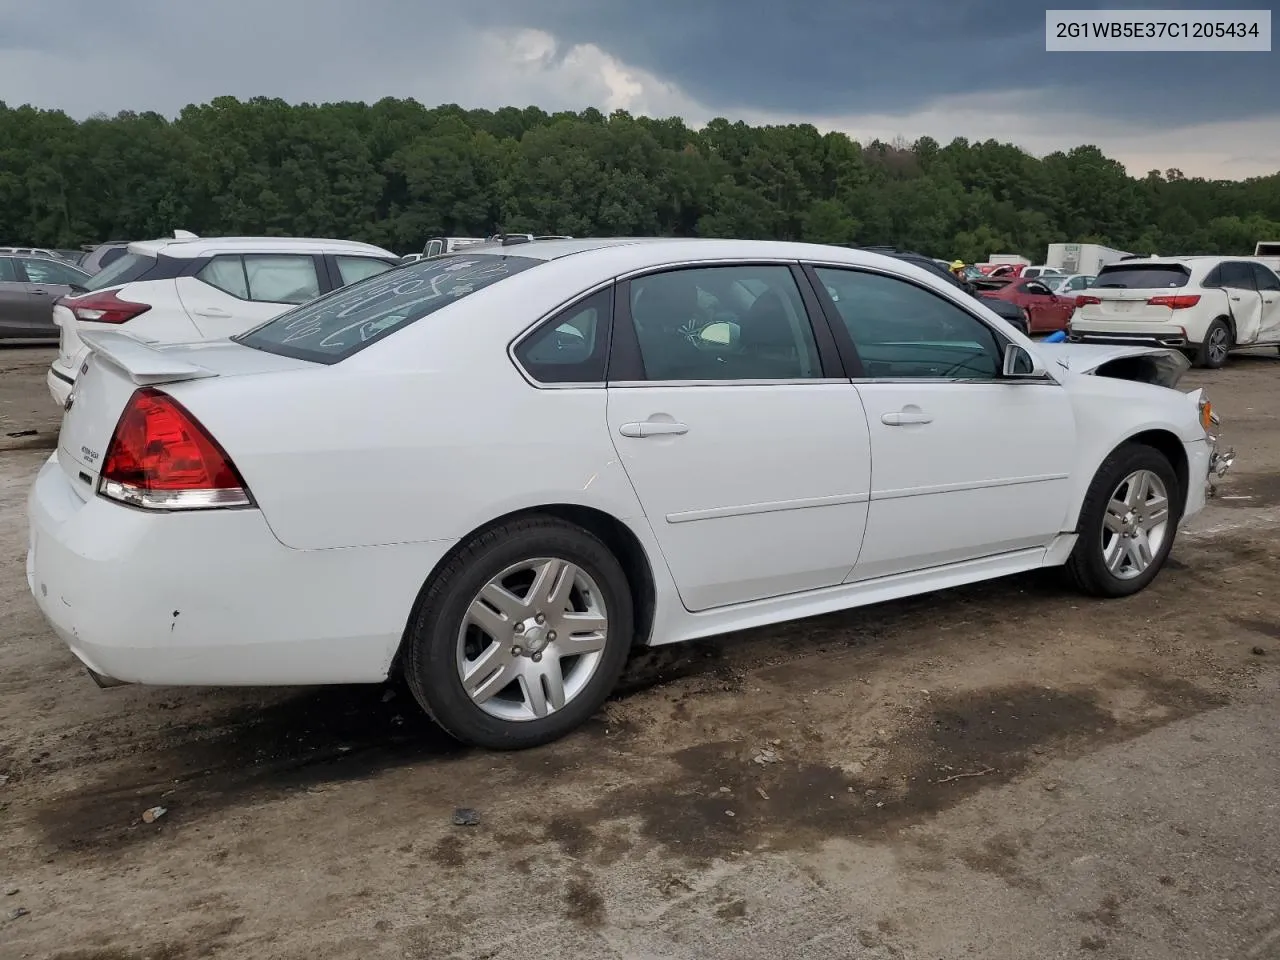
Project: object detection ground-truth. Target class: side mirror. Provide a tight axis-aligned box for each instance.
[1003,343,1047,379]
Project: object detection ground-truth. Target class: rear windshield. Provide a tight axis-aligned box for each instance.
[1093,264,1190,289]
[235,253,542,363]
[84,252,157,290]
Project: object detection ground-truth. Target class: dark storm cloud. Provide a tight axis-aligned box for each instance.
[476,0,1279,126]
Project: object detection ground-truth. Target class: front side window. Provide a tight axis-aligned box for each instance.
[627,265,822,381]
[514,288,611,384]
[814,267,1003,379]
[336,256,395,286]
[1251,263,1280,292]
[20,258,87,286]
[236,253,542,363]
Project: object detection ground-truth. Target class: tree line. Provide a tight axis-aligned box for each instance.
[1,96,1277,261]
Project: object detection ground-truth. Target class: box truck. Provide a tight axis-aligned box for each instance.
[1045,243,1130,276]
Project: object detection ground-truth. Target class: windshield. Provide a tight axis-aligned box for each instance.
[84,252,156,291]
[1093,264,1191,289]
[235,253,542,363]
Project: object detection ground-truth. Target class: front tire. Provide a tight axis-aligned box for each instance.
[403,517,634,750]
[1195,318,1232,369]
[1065,442,1181,598]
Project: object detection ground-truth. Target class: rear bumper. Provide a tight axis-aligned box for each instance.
[1068,328,1191,349]
[26,453,456,687]
[47,365,73,407]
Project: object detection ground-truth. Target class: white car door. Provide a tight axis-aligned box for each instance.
[1249,262,1280,342]
[808,265,1077,581]
[175,253,323,340]
[1218,260,1265,344]
[605,263,872,612]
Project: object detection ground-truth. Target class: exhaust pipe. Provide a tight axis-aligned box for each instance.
[85,666,130,689]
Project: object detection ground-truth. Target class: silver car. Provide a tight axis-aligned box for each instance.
[0,255,90,340]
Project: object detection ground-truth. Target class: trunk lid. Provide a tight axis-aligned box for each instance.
[57,333,312,495]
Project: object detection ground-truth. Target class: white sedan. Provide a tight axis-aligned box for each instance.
[27,238,1233,749]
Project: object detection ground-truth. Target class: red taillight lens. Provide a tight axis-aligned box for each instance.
[1075,295,1102,307]
[64,289,151,324]
[1147,294,1201,309]
[98,388,252,510]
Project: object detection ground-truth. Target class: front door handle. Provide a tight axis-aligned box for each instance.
[881,411,933,426]
[619,421,689,438]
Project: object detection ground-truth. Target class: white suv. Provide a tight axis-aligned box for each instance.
[1068,256,1280,368]
[47,234,397,406]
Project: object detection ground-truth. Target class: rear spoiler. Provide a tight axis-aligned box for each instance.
[79,331,217,386]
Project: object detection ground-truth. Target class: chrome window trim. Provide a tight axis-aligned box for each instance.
[607,378,851,388]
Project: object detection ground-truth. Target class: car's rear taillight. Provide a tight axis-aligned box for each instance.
[98,388,252,510]
[61,289,151,324]
[1075,295,1102,307]
[1147,294,1201,309]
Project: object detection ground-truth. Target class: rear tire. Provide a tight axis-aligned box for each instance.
[1065,442,1181,598]
[1194,318,1232,369]
[403,516,634,750]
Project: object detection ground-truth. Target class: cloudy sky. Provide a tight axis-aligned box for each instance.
[2,0,1277,179]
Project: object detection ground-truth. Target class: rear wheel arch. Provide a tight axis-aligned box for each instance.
[389,504,656,679]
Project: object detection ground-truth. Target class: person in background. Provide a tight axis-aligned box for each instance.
[950,260,967,281]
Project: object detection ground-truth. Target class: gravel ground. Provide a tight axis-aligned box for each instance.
[1,346,1278,960]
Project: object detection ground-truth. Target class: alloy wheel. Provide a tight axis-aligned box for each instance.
[456,558,609,721]
[1100,469,1171,580]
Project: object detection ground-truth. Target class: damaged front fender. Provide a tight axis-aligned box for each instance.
[1035,342,1191,388]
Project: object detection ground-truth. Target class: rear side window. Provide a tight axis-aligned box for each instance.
[197,256,249,298]
[335,256,395,286]
[97,247,127,269]
[197,254,321,304]
[514,287,612,384]
[1218,261,1256,290]
[236,253,542,363]
[0,258,17,282]
[85,252,157,291]
[246,255,320,304]
[1094,264,1191,289]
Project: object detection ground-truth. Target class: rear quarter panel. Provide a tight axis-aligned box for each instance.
[165,265,648,552]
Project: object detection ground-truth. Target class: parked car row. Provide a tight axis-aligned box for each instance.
[27,237,1233,750]
[44,233,398,405]
[1068,256,1280,368]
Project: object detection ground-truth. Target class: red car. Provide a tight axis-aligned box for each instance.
[981,277,1076,333]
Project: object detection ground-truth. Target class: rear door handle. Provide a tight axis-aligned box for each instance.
[194,307,232,318]
[881,411,933,426]
[619,421,689,438]
[1230,296,1242,302]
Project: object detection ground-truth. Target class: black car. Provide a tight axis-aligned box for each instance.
[854,246,1030,336]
